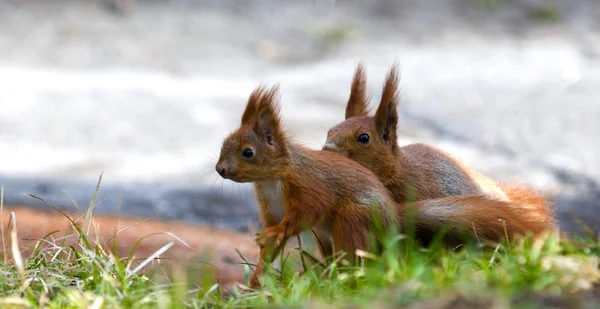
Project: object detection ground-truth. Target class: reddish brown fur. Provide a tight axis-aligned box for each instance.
[400,194,555,246]
[345,62,370,119]
[373,63,400,152]
[324,63,557,242]
[216,85,399,287]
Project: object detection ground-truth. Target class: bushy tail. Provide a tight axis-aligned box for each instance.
[399,190,557,245]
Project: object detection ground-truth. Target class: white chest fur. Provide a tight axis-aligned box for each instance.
[257,180,286,222]
[256,180,333,247]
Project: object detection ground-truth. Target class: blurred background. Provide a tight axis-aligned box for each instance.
[0,0,598,236]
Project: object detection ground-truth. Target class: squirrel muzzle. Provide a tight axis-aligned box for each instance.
[321,143,338,153]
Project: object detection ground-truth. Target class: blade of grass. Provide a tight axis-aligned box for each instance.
[235,248,257,270]
[1,185,6,265]
[297,249,327,270]
[62,188,81,211]
[85,172,104,236]
[127,242,174,278]
[112,191,125,260]
[25,194,78,229]
[297,235,308,274]
[25,193,95,253]
[10,212,26,285]
[104,217,154,245]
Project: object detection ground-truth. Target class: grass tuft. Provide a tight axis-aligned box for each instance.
[1,179,599,308]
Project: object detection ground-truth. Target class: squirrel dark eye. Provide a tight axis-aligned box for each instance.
[242,148,254,158]
[357,133,370,144]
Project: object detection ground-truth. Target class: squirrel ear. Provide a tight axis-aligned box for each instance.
[345,62,369,119]
[374,63,400,145]
[241,87,261,126]
[255,85,283,146]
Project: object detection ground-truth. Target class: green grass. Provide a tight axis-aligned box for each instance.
[1,180,599,308]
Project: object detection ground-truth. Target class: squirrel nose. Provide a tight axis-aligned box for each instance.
[216,165,226,177]
[322,143,338,152]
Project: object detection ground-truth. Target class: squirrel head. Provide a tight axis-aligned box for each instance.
[216,85,289,183]
[323,63,400,167]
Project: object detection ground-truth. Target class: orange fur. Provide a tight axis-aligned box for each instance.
[324,63,557,243]
[400,194,555,246]
[216,85,399,288]
[345,62,370,119]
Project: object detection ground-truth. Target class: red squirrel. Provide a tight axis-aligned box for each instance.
[215,84,556,288]
[215,85,399,288]
[322,63,557,241]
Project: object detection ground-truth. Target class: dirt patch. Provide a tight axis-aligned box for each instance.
[0,206,260,288]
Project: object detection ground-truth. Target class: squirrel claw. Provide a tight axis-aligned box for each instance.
[256,227,285,247]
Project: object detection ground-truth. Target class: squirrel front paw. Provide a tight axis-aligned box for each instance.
[256,226,285,248]
[248,272,261,289]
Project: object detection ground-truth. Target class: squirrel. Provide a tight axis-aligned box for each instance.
[215,83,556,288]
[215,85,399,288]
[322,63,557,243]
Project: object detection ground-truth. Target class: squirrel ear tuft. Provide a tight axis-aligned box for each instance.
[241,86,263,126]
[345,62,370,119]
[374,63,400,145]
[255,85,283,146]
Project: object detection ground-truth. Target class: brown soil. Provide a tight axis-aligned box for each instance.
[0,206,261,288]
